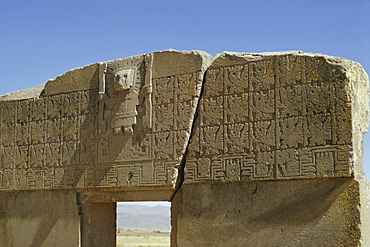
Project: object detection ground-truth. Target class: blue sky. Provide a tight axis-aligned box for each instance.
[0,0,369,179]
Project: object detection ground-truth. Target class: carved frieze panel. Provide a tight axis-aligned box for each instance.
[1,51,363,190]
[305,114,332,146]
[174,130,190,157]
[250,59,275,91]
[92,64,202,188]
[185,53,362,183]
[250,120,276,151]
[15,169,27,188]
[250,90,275,121]
[276,56,304,88]
[201,126,223,156]
[80,114,98,140]
[185,145,352,182]
[0,85,97,190]
[0,169,14,189]
[0,51,206,190]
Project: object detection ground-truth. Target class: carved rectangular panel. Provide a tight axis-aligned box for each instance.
[185,54,359,183]
[224,94,249,124]
[62,116,80,141]
[47,95,63,119]
[29,144,45,168]
[15,145,29,169]
[30,121,46,144]
[200,97,223,126]
[2,124,15,147]
[153,76,174,105]
[174,101,195,130]
[2,147,14,169]
[62,141,79,166]
[153,131,174,160]
[80,89,99,114]
[175,72,201,102]
[2,101,16,124]
[15,122,30,146]
[153,104,173,132]
[32,98,46,121]
[46,119,62,143]
[16,100,31,123]
[62,92,80,117]
[46,143,62,167]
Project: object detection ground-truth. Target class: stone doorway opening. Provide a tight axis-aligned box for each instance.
[78,189,174,247]
[116,201,171,247]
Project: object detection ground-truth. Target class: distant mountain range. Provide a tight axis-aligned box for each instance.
[117,203,171,230]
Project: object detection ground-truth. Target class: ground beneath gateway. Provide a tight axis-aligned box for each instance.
[116,228,170,247]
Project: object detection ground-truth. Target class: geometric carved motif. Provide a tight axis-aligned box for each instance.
[0,52,363,190]
[0,55,203,190]
[0,89,100,190]
[185,55,353,183]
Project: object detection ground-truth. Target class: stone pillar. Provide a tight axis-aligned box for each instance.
[0,190,80,247]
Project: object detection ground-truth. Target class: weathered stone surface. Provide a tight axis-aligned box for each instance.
[44,63,100,96]
[172,179,366,246]
[0,83,45,101]
[152,49,212,78]
[0,50,211,191]
[0,190,80,247]
[360,180,370,245]
[184,51,369,183]
[0,50,369,246]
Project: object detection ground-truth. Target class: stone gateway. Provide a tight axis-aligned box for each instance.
[0,50,369,246]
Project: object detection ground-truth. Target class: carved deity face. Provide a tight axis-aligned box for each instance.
[114,68,135,91]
